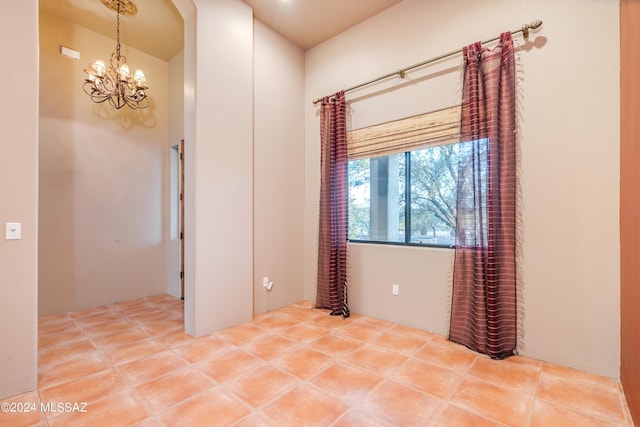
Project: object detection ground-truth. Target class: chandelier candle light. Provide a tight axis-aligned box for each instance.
[83,0,148,109]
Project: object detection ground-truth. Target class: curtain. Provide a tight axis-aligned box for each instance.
[316,91,350,318]
[449,32,517,359]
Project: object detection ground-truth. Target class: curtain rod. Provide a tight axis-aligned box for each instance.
[311,19,543,105]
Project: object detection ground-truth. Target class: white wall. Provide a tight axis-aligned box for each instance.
[0,0,38,399]
[304,0,621,377]
[253,20,306,315]
[181,0,254,336]
[38,13,169,315]
[167,50,184,298]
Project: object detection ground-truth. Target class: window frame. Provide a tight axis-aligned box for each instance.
[347,149,457,249]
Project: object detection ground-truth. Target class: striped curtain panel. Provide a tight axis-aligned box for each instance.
[449,32,517,359]
[316,91,350,318]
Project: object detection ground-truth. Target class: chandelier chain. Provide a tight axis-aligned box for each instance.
[116,3,121,59]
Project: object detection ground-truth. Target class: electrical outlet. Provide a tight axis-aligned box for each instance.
[392,284,399,296]
[263,277,270,287]
[5,223,21,240]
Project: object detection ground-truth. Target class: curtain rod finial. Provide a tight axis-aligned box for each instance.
[529,20,543,30]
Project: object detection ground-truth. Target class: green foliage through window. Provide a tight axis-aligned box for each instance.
[348,144,459,247]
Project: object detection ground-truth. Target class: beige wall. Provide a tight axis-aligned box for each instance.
[304,0,621,377]
[253,20,306,315]
[38,13,169,315]
[0,0,38,399]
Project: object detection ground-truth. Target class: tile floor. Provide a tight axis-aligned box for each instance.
[0,294,635,426]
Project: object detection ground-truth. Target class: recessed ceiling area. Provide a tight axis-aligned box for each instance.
[39,0,184,62]
[244,0,403,50]
[39,0,403,60]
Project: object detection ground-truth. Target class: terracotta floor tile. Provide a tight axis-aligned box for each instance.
[310,362,383,404]
[81,318,136,337]
[38,313,71,326]
[505,354,543,368]
[308,334,365,356]
[467,356,540,394]
[542,361,619,390]
[530,398,624,427]
[47,390,149,427]
[432,405,505,427]
[128,310,174,325]
[228,365,299,408]
[216,323,268,346]
[390,324,437,341]
[73,311,122,328]
[38,351,111,388]
[38,319,77,336]
[134,368,214,413]
[252,313,300,330]
[262,384,348,427]
[116,350,187,386]
[414,341,478,372]
[357,316,398,330]
[392,359,461,400]
[449,376,533,427]
[156,329,194,347]
[275,305,324,322]
[101,338,165,365]
[38,339,97,371]
[339,321,385,342]
[0,390,45,427]
[232,411,279,427]
[15,297,632,427]
[371,331,428,356]
[537,371,625,424]
[131,418,164,427]
[164,305,184,318]
[309,314,354,331]
[116,302,159,318]
[293,300,315,308]
[172,335,233,364]
[90,327,150,349]
[69,305,113,320]
[140,318,184,337]
[197,348,263,383]
[145,294,180,305]
[343,344,407,376]
[112,298,152,311]
[159,387,250,427]
[332,409,391,427]
[242,333,298,361]
[359,380,443,426]
[38,328,86,351]
[276,324,328,343]
[274,346,335,379]
[39,369,127,406]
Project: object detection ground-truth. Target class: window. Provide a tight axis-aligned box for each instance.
[346,106,461,247]
[348,144,459,247]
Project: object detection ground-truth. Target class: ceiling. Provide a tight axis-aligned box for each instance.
[39,0,403,61]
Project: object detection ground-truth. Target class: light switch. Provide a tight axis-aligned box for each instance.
[6,223,21,240]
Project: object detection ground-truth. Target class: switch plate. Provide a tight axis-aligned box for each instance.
[392,284,399,296]
[6,223,21,240]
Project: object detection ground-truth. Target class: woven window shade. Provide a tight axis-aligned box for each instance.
[347,105,462,159]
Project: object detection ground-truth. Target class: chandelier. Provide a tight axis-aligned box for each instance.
[83,0,148,110]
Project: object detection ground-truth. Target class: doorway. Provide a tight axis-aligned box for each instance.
[169,140,185,299]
